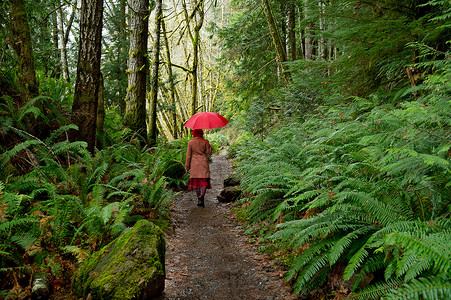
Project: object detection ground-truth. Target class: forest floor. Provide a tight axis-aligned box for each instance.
[156,152,300,300]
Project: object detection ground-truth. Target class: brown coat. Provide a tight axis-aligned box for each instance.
[185,136,212,178]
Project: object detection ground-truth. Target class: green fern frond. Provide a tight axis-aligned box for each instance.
[51,140,88,156]
[109,169,146,187]
[352,254,387,291]
[0,139,41,167]
[384,231,451,275]
[404,258,432,281]
[349,278,403,300]
[288,189,324,206]
[292,253,330,294]
[45,124,79,144]
[1,191,31,215]
[10,232,39,252]
[88,162,109,186]
[145,176,168,207]
[272,200,291,221]
[328,225,375,265]
[385,277,451,300]
[338,192,400,225]
[105,189,134,200]
[98,201,130,226]
[344,244,369,280]
[0,218,39,233]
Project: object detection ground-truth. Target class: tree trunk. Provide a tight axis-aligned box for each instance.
[280,2,287,59]
[10,0,39,103]
[288,3,296,61]
[57,3,70,82]
[182,0,204,116]
[71,0,103,153]
[162,19,178,139]
[51,10,62,78]
[96,72,105,149]
[191,27,200,115]
[119,0,127,115]
[261,0,290,81]
[304,0,315,60]
[63,1,77,47]
[318,1,327,61]
[125,0,149,141]
[298,6,305,59]
[148,0,162,145]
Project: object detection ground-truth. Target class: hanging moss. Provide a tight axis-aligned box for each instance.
[72,219,165,299]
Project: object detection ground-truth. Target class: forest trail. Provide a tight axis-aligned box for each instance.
[156,152,299,300]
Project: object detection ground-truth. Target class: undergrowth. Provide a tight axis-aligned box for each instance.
[232,46,451,298]
[0,96,187,297]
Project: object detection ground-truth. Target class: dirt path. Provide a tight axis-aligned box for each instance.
[156,152,299,300]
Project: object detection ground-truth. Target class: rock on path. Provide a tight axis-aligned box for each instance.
[156,153,299,300]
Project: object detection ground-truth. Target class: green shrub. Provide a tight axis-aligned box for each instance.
[234,55,451,297]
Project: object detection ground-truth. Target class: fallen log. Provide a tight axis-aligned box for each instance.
[31,272,50,299]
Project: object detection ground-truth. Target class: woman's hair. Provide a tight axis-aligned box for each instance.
[192,129,204,137]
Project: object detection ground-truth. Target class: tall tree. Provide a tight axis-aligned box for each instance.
[288,2,296,60]
[125,0,149,140]
[303,0,315,60]
[262,0,290,81]
[162,19,178,139]
[96,73,105,149]
[51,9,61,78]
[57,0,77,83]
[103,0,129,114]
[71,0,104,153]
[182,0,204,116]
[9,0,39,103]
[148,0,162,144]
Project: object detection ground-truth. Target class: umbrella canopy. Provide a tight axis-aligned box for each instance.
[184,112,228,129]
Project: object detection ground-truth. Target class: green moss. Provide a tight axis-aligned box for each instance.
[127,84,137,93]
[129,47,139,58]
[73,220,165,299]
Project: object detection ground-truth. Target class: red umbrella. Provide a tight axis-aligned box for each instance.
[184,112,228,129]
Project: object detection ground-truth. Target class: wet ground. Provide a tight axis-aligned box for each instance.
[156,152,299,300]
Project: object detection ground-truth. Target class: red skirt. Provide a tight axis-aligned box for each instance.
[188,178,212,190]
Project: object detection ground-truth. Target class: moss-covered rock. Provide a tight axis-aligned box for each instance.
[73,220,165,300]
[223,172,241,188]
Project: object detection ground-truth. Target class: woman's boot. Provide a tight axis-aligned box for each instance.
[199,196,205,207]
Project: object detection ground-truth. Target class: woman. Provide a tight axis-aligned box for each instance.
[185,129,213,207]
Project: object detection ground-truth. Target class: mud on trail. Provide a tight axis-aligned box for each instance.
[157,153,299,300]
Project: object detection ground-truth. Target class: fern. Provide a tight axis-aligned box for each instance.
[45,124,79,145]
[0,139,41,167]
[0,95,44,127]
[61,245,89,263]
[383,229,451,276]
[10,232,40,254]
[292,255,330,294]
[328,226,375,266]
[234,71,450,296]
[349,279,403,300]
[0,218,39,232]
[385,277,451,299]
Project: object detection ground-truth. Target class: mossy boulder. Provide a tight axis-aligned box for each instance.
[217,186,241,203]
[73,220,165,300]
[223,172,241,188]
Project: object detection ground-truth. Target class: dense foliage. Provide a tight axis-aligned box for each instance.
[232,68,450,296]
[224,0,451,298]
[0,90,191,298]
